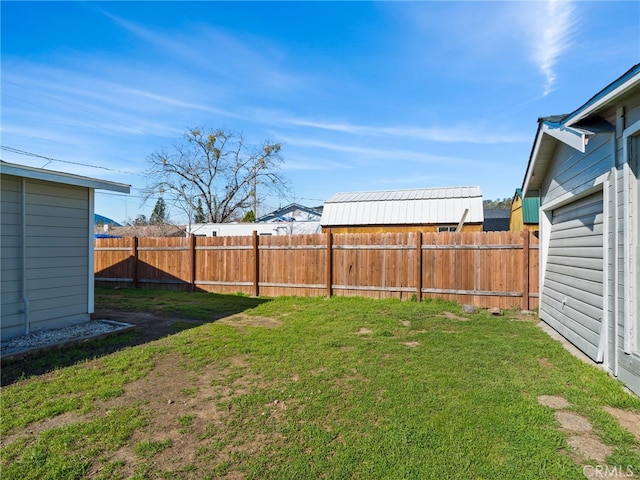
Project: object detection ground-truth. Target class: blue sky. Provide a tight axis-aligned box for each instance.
[2,1,639,225]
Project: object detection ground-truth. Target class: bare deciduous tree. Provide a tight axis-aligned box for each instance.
[144,128,289,224]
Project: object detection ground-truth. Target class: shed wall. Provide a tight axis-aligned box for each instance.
[323,224,483,234]
[1,175,91,342]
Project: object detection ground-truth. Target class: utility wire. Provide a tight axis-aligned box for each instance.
[1,146,136,175]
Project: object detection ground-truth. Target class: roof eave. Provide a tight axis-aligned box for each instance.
[0,161,130,193]
[522,64,640,198]
[563,64,640,127]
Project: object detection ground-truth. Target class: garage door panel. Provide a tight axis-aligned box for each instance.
[550,213,604,233]
[543,276,604,312]
[543,191,603,361]
[545,256,602,272]
[546,263,604,284]
[545,235,603,249]
[547,246,602,259]
[541,296,601,339]
[553,194,603,217]
[549,223,603,240]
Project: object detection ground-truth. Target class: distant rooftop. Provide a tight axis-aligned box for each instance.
[321,186,484,226]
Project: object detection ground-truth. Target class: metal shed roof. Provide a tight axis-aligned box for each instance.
[514,188,539,224]
[321,186,484,226]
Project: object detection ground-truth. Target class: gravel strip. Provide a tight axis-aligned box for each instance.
[1,320,132,356]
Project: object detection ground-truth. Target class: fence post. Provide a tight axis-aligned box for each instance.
[131,236,139,288]
[415,231,422,302]
[326,230,333,297]
[522,230,530,311]
[190,234,196,292]
[252,231,259,297]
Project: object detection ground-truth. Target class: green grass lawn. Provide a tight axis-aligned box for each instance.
[2,289,640,479]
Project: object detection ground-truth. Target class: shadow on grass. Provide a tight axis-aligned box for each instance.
[1,288,270,387]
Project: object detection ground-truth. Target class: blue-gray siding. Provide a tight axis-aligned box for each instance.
[541,192,604,361]
[1,175,91,342]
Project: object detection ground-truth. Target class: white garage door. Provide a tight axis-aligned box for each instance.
[541,191,604,361]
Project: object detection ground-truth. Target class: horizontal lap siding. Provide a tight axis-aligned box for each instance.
[26,180,90,332]
[1,176,24,340]
[541,192,604,360]
[544,135,613,204]
[1,176,91,341]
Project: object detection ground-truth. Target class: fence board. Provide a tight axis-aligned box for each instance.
[94,230,539,308]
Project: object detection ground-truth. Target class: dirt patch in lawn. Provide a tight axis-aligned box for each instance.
[90,352,265,478]
[218,313,282,330]
[2,309,279,478]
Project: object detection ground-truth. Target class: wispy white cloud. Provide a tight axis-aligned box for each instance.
[101,9,304,95]
[277,134,492,167]
[526,0,577,96]
[120,88,245,120]
[281,117,528,144]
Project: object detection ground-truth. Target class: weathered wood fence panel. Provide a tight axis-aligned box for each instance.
[195,235,254,294]
[332,232,418,300]
[259,234,327,298]
[95,230,539,309]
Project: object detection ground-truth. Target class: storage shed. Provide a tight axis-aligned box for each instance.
[522,64,640,394]
[321,186,484,234]
[510,188,539,233]
[1,161,130,343]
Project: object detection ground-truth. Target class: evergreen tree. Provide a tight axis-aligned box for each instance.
[194,198,206,223]
[242,210,256,222]
[133,214,148,226]
[150,197,167,225]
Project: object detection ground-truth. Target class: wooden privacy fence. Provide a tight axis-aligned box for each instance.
[95,230,539,309]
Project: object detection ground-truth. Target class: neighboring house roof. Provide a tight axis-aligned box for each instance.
[94,233,122,238]
[482,208,510,232]
[255,203,323,223]
[522,63,640,196]
[95,214,121,226]
[1,160,130,193]
[321,186,484,226]
[514,188,539,224]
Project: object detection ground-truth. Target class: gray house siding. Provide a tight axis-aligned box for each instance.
[1,175,91,342]
[523,65,640,394]
[612,95,640,393]
[540,191,604,361]
[541,134,614,204]
[1,175,24,340]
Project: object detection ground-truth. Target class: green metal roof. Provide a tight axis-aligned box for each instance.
[515,188,539,224]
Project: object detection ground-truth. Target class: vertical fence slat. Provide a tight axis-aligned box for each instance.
[252,231,259,297]
[190,234,196,292]
[415,231,422,301]
[132,237,139,288]
[522,230,530,310]
[326,230,333,297]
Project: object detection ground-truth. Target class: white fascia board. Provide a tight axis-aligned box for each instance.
[541,122,587,153]
[522,127,547,197]
[1,162,130,193]
[523,123,588,197]
[565,74,640,127]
